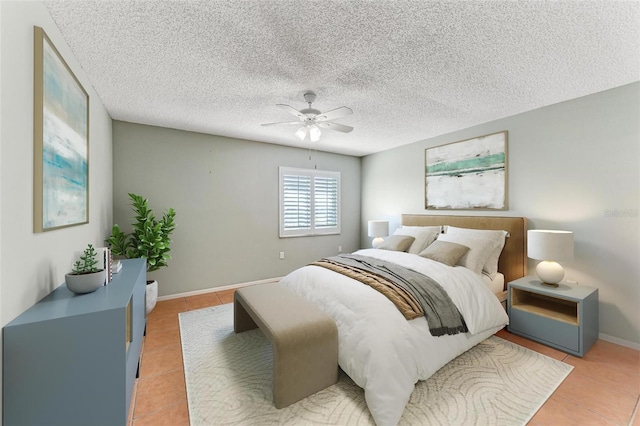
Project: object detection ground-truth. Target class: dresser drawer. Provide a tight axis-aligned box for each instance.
[509,307,579,352]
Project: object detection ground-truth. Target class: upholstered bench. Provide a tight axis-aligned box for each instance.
[233,282,338,408]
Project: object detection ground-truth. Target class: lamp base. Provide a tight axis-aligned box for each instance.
[536,261,564,286]
[372,237,384,248]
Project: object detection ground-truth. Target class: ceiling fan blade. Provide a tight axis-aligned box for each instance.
[316,106,353,122]
[261,121,304,127]
[316,122,354,133]
[276,104,306,120]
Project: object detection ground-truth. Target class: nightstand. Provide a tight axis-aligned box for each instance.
[507,277,598,357]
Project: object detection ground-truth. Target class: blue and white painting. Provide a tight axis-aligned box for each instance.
[40,33,88,230]
[425,131,507,210]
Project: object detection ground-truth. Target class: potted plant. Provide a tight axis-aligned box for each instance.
[106,193,176,314]
[65,244,106,294]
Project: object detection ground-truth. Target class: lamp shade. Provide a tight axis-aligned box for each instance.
[368,220,389,238]
[528,230,574,261]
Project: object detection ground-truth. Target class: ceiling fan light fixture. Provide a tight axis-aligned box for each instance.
[295,126,309,141]
[309,125,321,142]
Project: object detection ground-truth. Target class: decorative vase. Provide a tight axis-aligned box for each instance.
[146,280,158,315]
[65,270,106,294]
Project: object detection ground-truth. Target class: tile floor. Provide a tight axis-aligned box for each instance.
[129,289,640,426]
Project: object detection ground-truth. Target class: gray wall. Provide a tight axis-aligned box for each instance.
[1,2,114,419]
[112,121,361,296]
[361,83,640,345]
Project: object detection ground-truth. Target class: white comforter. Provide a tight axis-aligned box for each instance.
[280,249,509,426]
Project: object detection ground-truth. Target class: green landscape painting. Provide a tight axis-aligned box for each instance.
[425,131,507,210]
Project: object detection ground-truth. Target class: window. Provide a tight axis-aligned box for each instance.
[279,167,341,237]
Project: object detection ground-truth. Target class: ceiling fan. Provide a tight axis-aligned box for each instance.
[261,92,353,142]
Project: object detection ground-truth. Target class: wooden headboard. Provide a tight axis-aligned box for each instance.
[402,214,527,285]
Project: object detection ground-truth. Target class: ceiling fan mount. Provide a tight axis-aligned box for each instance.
[303,91,316,104]
[261,91,353,142]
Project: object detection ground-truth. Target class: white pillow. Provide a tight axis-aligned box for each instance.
[436,233,499,275]
[394,226,441,254]
[445,226,508,279]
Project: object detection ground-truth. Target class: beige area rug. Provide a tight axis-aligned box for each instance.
[179,304,573,426]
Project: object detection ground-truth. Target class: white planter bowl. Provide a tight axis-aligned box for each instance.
[65,270,106,294]
[146,280,158,315]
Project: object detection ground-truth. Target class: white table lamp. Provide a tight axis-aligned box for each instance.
[368,220,389,248]
[528,230,574,286]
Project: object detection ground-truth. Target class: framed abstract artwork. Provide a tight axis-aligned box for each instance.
[33,26,90,232]
[425,131,507,210]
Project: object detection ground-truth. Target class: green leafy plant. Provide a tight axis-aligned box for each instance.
[106,193,176,272]
[71,244,103,274]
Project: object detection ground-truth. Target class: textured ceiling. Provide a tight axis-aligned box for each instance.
[44,1,640,157]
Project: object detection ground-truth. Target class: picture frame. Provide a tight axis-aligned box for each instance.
[425,131,507,210]
[33,26,90,232]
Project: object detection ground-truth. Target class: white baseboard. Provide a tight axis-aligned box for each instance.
[157,277,283,301]
[599,332,640,350]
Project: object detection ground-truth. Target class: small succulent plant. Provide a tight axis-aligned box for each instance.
[71,244,102,274]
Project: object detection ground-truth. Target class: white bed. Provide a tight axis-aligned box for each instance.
[281,215,527,426]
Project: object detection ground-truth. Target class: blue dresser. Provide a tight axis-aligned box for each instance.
[507,277,598,357]
[3,258,147,426]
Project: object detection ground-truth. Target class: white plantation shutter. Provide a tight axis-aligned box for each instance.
[279,167,341,237]
[314,176,338,228]
[282,174,311,231]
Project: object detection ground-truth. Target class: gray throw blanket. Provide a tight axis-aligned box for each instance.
[313,254,468,336]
